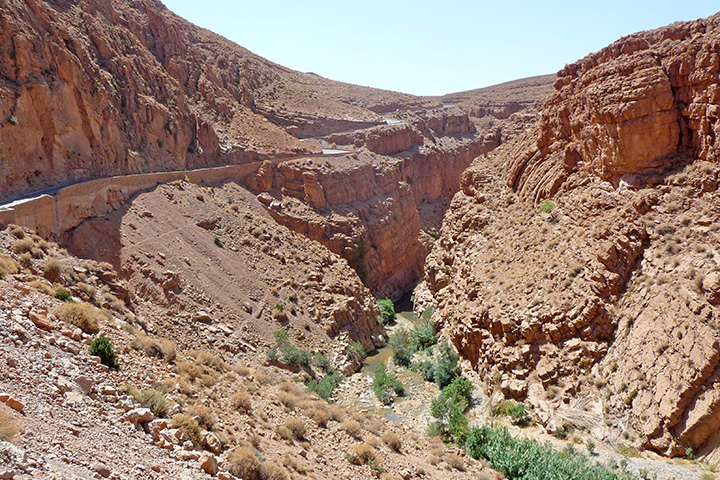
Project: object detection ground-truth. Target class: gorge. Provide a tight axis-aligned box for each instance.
[1,1,720,479]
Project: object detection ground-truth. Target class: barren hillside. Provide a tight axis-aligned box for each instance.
[4,0,720,478]
[419,11,720,460]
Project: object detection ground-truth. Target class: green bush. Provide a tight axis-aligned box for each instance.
[414,339,459,388]
[313,352,331,370]
[54,288,73,302]
[493,400,528,426]
[429,377,473,442]
[376,299,396,325]
[279,343,311,366]
[539,200,555,213]
[124,386,171,417]
[346,341,366,363]
[388,328,416,367]
[372,364,404,404]
[213,235,224,247]
[274,328,289,343]
[306,368,343,401]
[411,319,437,349]
[89,336,119,370]
[464,424,637,480]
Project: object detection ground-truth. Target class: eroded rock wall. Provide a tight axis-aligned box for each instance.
[249,110,502,299]
[0,0,431,203]
[421,12,720,457]
[505,14,720,202]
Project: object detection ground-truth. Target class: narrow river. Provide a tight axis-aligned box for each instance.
[357,297,425,423]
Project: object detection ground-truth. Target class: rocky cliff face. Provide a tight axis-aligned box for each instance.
[421,13,720,457]
[248,109,503,299]
[505,16,720,202]
[0,0,426,203]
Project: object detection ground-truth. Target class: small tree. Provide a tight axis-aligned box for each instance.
[89,336,120,370]
[376,299,396,325]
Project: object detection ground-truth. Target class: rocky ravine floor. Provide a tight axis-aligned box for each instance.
[0,223,505,480]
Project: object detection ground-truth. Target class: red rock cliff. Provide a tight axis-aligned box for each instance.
[0,0,423,203]
[422,12,720,458]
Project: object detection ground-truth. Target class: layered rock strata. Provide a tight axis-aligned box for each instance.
[0,0,423,203]
[421,12,720,457]
[249,110,503,298]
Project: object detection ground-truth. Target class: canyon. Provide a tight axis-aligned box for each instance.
[2,0,720,479]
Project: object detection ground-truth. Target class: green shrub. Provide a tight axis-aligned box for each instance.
[413,339,459,388]
[411,319,437,349]
[388,328,416,367]
[376,299,396,325]
[139,389,170,417]
[464,424,637,480]
[279,343,311,366]
[274,329,289,343]
[429,377,474,442]
[346,341,366,363]
[124,386,171,418]
[539,200,555,213]
[54,288,73,302]
[313,352,331,370]
[306,369,343,401]
[214,236,224,247]
[493,400,528,426]
[89,336,120,370]
[372,364,404,404]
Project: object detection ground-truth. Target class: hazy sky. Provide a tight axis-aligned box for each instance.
[161,1,720,96]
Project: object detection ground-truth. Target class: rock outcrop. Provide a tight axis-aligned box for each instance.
[64,180,385,363]
[505,15,720,202]
[421,12,720,457]
[250,109,504,299]
[0,0,427,203]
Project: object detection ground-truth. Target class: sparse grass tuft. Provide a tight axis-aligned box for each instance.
[445,453,465,471]
[186,403,215,430]
[341,420,363,439]
[0,406,18,442]
[305,407,329,428]
[171,414,201,446]
[53,302,102,333]
[131,334,177,362]
[382,431,401,451]
[0,254,20,277]
[11,238,33,254]
[231,392,252,413]
[42,257,62,282]
[284,417,306,440]
[227,447,262,480]
[349,442,376,465]
[9,225,25,239]
[124,386,171,417]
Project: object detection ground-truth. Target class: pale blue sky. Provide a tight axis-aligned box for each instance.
[161,1,719,96]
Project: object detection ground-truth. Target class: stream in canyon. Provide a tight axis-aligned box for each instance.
[355,293,431,424]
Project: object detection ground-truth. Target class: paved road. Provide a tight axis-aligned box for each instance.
[0,182,76,209]
[0,149,357,211]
